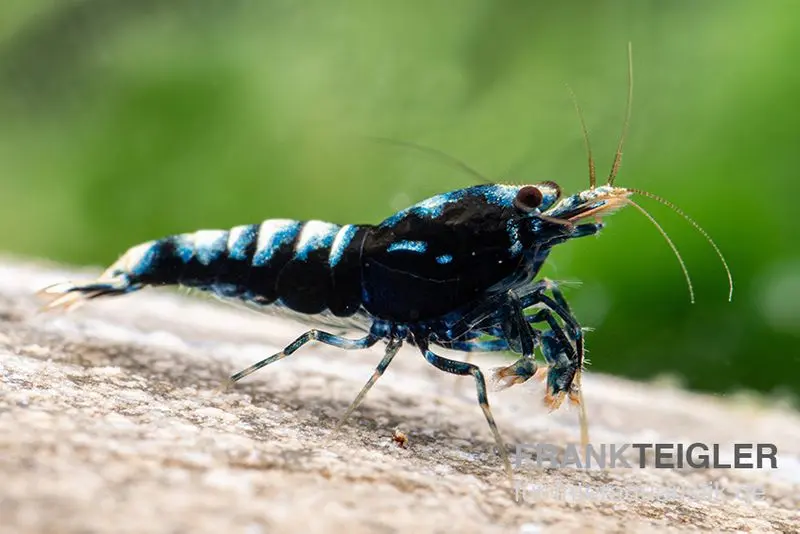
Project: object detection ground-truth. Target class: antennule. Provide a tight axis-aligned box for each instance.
[623,198,696,304]
[627,188,733,302]
[566,83,597,189]
[608,42,634,186]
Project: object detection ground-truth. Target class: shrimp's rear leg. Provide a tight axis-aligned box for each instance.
[419,339,513,483]
[330,337,403,437]
[224,329,380,388]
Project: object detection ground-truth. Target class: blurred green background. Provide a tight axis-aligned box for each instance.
[1,1,797,402]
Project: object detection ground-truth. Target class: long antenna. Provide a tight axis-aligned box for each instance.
[627,188,734,302]
[624,197,696,304]
[608,42,634,185]
[566,84,597,189]
[365,135,492,185]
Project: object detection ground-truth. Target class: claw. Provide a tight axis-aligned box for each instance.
[544,390,566,411]
[489,357,538,392]
[533,365,549,382]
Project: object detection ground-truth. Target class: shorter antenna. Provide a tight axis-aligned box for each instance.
[608,42,634,186]
[566,83,597,189]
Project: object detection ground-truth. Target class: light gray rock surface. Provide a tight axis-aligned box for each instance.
[0,258,798,533]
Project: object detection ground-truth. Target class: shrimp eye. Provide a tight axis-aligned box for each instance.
[514,186,543,212]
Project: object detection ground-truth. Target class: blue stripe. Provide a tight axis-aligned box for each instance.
[329,225,358,268]
[380,190,465,227]
[193,230,228,265]
[253,220,302,266]
[175,236,194,263]
[482,185,518,207]
[294,221,340,261]
[228,225,257,261]
[507,219,522,256]
[436,254,453,264]
[387,240,428,253]
[130,243,159,276]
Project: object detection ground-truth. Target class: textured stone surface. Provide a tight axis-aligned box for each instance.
[0,258,798,533]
